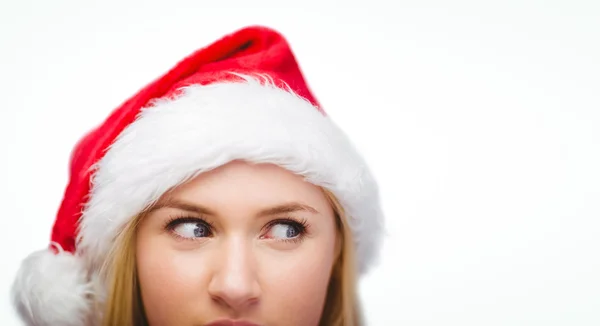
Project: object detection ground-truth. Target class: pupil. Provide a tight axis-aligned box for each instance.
[194,224,208,237]
[286,225,298,238]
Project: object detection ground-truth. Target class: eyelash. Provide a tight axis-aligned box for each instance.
[164,214,215,241]
[163,215,310,243]
[263,217,310,244]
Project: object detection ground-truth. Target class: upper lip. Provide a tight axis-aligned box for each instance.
[204,320,261,326]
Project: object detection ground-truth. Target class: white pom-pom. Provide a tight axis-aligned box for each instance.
[12,244,93,326]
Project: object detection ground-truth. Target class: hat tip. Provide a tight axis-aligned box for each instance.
[12,247,93,326]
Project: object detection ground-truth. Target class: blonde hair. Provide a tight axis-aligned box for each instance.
[99,189,362,326]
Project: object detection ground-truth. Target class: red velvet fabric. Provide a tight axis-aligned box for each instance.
[50,26,322,253]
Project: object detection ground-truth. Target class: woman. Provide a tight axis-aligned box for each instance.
[12,26,384,326]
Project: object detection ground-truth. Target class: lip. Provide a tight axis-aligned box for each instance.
[204,320,261,326]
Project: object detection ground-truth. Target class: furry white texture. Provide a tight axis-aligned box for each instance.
[12,243,92,326]
[79,73,383,291]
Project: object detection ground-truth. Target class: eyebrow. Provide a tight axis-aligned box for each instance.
[148,200,216,216]
[147,199,319,217]
[257,202,319,216]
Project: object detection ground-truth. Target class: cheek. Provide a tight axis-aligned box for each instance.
[136,237,210,323]
[259,239,337,324]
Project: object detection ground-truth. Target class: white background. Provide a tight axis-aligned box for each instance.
[1,1,599,325]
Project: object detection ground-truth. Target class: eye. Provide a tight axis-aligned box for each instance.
[168,218,213,239]
[270,223,300,239]
[262,219,307,240]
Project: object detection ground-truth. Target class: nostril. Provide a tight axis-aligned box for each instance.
[209,290,260,312]
[210,294,227,308]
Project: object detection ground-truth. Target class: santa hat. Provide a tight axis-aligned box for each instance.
[11,26,384,326]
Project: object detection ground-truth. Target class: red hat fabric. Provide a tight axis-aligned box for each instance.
[53,26,322,255]
[12,26,383,326]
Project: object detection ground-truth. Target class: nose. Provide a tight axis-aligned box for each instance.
[208,236,261,311]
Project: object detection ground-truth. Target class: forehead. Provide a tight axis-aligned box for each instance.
[164,160,332,213]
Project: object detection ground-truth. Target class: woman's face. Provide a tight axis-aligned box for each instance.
[136,161,339,326]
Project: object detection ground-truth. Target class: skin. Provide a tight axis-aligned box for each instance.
[136,161,339,326]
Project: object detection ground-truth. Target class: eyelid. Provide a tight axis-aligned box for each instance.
[263,217,305,230]
[164,215,214,231]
